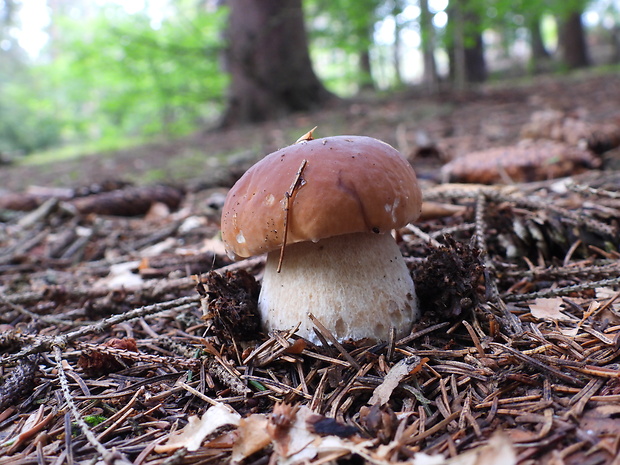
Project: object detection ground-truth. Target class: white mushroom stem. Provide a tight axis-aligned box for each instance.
[258,232,419,343]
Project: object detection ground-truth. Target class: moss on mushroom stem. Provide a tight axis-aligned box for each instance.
[258,231,419,343]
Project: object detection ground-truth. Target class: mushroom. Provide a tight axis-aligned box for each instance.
[220,135,423,342]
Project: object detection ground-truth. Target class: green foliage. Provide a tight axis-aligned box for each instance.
[305,0,383,94]
[47,4,228,142]
[0,3,229,157]
[0,75,63,156]
[83,415,107,427]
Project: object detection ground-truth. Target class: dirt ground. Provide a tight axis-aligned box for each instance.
[1,69,618,192]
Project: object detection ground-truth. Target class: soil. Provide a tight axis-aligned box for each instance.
[1,70,618,192]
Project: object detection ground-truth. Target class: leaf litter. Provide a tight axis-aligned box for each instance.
[1,75,620,465]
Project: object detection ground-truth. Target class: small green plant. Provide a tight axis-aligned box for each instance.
[83,415,107,427]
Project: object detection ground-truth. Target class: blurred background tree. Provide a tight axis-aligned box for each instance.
[0,0,618,159]
[221,0,334,125]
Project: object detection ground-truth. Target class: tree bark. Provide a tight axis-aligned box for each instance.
[359,49,375,91]
[420,0,438,90]
[613,25,620,63]
[527,14,550,73]
[221,0,334,126]
[448,0,486,89]
[558,10,589,69]
[464,33,486,83]
[529,15,549,60]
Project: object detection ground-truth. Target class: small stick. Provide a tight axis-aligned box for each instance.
[277,159,308,273]
[53,346,133,465]
[308,312,361,370]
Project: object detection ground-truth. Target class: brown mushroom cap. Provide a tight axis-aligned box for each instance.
[221,135,422,258]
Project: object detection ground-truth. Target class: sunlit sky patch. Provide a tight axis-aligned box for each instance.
[13,0,168,58]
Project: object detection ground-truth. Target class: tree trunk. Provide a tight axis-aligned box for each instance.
[448,0,486,89]
[359,49,375,91]
[527,13,550,73]
[558,10,589,69]
[221,0,334,126]
[464,33,486,83]
[613,25,620,63]
[529,16,549,60]
[420,0,438,90]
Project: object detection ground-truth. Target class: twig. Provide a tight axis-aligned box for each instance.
[277,159,308,273]
[308,312,361,370]
[96,387,144,442]
[485,190,616,237]
[178,381,221,406]
[404,223,442,248]
[503,276,620,302]
[53,346,133,465]
[75,341,201,371]
[570,183,620,199]
[0,255,265,309]
[501,262,620,280]
[1,296,199,365]
[490,343,583,386]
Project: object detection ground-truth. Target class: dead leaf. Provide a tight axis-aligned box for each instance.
[369,356,423,406]
[155,403,240,454]
[295,126,317,143]
[93,261,143,290]
[266,405,357,465]
[580,405,620,436]
[445,433,516,465]
[529,297,576,322]
[231,414,271,463]
[272,405,316,462]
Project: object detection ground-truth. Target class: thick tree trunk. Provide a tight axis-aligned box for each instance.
[559,10,589,69]
[464,34,486,83]
[221,0,333,126]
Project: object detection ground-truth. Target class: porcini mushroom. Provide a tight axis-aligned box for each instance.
[220,135,423,342]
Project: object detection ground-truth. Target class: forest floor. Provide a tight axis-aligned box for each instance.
[1,69,620,465]
[0,67,618,191]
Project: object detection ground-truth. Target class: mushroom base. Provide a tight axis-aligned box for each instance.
[258,232,419,343]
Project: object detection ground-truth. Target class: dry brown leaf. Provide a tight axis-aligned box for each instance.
[93,261,143,290]
[369,356,422,406]
[445,433,516,465]
[231,414,271,463]
[580,405,620,436]
[264,405,357,465]
[154,403,240,454]
[529,298,576,322]
[273,405,316,464]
